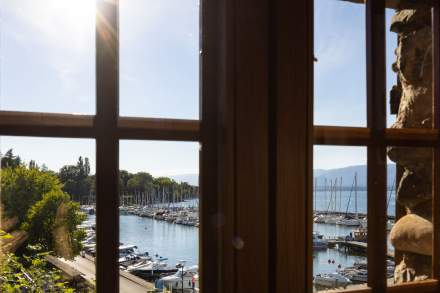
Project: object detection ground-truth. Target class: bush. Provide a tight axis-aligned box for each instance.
[0,253,75,292]
[1,167,63,223]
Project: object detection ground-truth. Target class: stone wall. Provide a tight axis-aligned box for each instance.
[387,1,434,283]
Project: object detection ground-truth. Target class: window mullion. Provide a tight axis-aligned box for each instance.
[366,0,387,291]
[95,0,119,292]
[432,1,440,281]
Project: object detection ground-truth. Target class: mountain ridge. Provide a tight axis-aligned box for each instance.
[170,164,398,187]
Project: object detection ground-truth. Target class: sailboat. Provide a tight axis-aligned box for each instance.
[336,172,362,226]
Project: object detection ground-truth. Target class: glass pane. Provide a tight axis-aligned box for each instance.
[120,0,199,119]
[387,146,433,285]
[0,0,96,114]
[386,4,434,128]
[119,141,199,292]
[313,146,368,291]
[0,137,96,291]
[314,0,366,127]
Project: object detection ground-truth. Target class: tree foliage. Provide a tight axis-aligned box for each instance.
[1,159,86,256]
[127,172,154,193]
[22,191,87,255]
[1,149,22,169]
[58,156,92,202]
[1,166,63,223]
[0,252,75,292]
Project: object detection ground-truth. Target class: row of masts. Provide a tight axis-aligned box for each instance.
[80,188,198,207]
[313,172,358,218]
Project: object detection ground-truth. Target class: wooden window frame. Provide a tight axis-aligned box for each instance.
[310,0,440,292]
[2,0,440,292]
[0,1,216,292]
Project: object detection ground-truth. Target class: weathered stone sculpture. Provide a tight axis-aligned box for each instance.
[388,1,434,283]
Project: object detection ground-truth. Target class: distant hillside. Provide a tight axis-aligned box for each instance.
[314,164,396,187]
[171,164,397,188]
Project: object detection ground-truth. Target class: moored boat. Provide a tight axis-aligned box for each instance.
[313,272,351,288]
[313,232,328,250]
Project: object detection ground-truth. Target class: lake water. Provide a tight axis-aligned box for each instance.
[87,190,395,287]
[313,223,366,274]
[88,214,199,267]
[314,190,396,216]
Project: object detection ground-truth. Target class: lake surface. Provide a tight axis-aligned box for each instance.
[314,190,396,216]
[87,190,395,287]
[88,214,199,267]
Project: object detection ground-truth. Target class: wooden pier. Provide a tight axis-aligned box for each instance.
[47,255,155,293]
[327,239,395,259]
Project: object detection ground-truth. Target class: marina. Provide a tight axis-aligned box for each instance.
[74,205,200,292]
[77,177,396,292]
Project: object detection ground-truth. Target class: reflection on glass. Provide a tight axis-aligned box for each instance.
[313,146,368,292]
[119,141,199,292]
[314,0,366,127]
[120,0,199,119]
[387,147,433,285]
[0,137,95,291]
[0,0,96,114]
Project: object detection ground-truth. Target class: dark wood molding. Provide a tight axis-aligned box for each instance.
[95,0,119,292]
[314,126,439,146]
[117,117,199,141]
[366,0,387,291]
[272,0,313,291]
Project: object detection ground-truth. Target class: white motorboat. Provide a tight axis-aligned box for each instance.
[353,261,367,270]
[314,272,351,288]
[336,218,361,226]
[325,215,344,224]
[126,258,168,273]
[387,220,394,231]
[345,269,368,283]
[157,265,199,290]
[312,232,328,250]
[119,244,138,257]
[313,214,327,223]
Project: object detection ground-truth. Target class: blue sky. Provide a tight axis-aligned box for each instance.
[1,0,399,172]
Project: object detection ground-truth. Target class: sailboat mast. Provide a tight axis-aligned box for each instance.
[355,172,358,219]
[324,178,327,213]
[339,176,342,213]
[333,178,338,212]
[314,177,317,212]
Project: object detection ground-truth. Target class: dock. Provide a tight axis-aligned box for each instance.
[327,239,395,259]
[314,210,395,220]
[47,255,155,293]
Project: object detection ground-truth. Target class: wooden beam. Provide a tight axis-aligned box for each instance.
[0,111,95,138]
[339,0,433,9]
[95,0,119,292]
[272,0,313,291]
[387,279,439,293]
[432,0,440,282]
[314,126,438,146]
[117,117,199,141]
[366,0,387,291]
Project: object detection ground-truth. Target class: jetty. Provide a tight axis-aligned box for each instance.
[46,255,155,293]
[327,239,395,259]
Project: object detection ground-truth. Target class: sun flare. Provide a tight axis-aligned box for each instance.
[43,0,96,33]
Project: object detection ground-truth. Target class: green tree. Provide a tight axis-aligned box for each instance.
[1,166,86,256]
[0,252,75,292]
[127,172,154,193]
[1,149,22,169]
[119,170,133,193]
[58,156,92,202]
[22,191,86,256]
[1,167,63,223]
